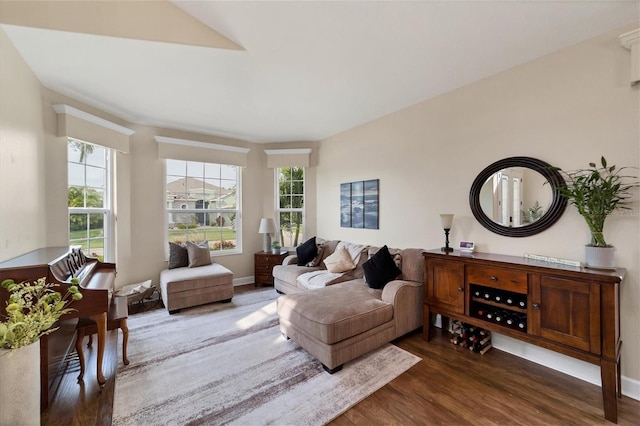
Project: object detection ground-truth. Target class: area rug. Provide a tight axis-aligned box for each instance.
[112,287,420,425]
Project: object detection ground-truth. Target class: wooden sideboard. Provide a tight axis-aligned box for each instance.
[422,249,625,423]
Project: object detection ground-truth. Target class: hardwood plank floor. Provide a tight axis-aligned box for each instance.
[43,285,640,425]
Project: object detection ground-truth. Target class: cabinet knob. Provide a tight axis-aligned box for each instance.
[490,276,498,281]
[532,303,540,310]
[457,286,464,292]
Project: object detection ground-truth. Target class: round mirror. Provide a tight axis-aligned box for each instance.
[469,157,567,237]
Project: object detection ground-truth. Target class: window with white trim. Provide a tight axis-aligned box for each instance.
[68,139,113,261]
[276,167,305,247]
[166,159,241,254]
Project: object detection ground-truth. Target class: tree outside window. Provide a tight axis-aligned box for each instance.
[277,167,304,247]
[68,139,112,261]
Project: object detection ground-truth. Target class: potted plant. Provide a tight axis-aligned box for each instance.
[271,241,281,254]
[0,277,83,424]
[553,156,638,268]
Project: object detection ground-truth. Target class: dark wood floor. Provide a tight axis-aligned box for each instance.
[43,285,640,425]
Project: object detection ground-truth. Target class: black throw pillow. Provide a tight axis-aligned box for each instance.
[363,245,402,289]
[168,242,189,269]
[296,236,318,266]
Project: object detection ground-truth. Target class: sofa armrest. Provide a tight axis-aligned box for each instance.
[381,280,424,337]
[282,254,298,266]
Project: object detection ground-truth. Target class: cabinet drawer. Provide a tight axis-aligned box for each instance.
[255,264,272,273]
[256,274,273,284]
[467,265,527,294]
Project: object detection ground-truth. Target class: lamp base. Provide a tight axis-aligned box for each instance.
[441,247,453,253]
[263,234,272,253]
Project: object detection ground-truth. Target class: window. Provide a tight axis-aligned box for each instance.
[68,139,113,261]
[166,159,241,254]
[276,167,305,247]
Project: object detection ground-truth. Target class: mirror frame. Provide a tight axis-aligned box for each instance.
[469,157,567,237]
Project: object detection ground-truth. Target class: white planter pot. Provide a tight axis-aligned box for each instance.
[272,249,280,254]
[0,341,41,425]
[585,245,616,269]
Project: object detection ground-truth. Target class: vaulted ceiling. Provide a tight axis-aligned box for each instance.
[1,1,638,143]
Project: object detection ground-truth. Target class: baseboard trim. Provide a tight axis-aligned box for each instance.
[491,333,640,401]
[233,276,254,286]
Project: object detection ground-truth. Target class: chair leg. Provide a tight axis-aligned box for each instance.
[75,329,86,381]
[87,333,93,348]
[120,319,130,365]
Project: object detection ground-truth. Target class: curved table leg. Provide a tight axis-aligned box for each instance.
[75,329,86,381]
[89,312,107,387]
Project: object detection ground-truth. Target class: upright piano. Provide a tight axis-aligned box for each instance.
[0,246,116,410]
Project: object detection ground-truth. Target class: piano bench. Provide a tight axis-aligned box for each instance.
[75,295,129,382]
[159,263,234,314]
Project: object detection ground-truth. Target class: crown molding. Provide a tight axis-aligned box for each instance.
[52,104,135,136]
[155,136,250,153]
[619,28,639,50]
[264,148,312,155]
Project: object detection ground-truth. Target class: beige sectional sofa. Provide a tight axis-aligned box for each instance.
[275,239,424,373]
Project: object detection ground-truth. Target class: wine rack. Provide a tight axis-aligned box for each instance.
[448,319,492,354]
[470,284,527,332]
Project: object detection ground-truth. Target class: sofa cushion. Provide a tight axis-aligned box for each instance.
[186,241,212,268]
[277,282,393,345]
[363,245,402,289]
[168,242,189,269]
[296,236,318,266]
[273,264,323,285]
[306,243,325,267]
[398,248,426,282]
[324,246,356,273]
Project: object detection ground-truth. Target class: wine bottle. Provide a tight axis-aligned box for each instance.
[494,310,506,323]
[493,291,504,304]
[473,288,482,298]
[505,312,517,326]
[485,309,495,321]
[505,294,515,306]
[483,289,492,300]
[517,315,527,330]
[517,296,527,309]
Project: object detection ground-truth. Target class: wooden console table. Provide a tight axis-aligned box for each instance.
[422,249,625,423]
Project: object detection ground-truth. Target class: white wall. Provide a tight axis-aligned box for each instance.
[0,29,47,261]
[316,24,640,390]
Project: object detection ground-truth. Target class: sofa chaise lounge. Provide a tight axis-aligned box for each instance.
[275,239,424,373]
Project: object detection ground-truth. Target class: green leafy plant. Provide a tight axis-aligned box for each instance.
[0,278,83,351]
[271,241,281,249]
[553,156,638,247]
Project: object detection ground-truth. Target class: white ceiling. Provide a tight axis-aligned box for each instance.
[2,1,638,143]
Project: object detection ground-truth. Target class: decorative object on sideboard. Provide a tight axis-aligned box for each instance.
[552,156,639,269]
[340,179,379,229]
[259,218,277,253]
[271,241,281,254]
[440,214,454,253]
[469,157,567,237]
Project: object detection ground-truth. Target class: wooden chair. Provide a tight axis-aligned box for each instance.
[75,295,129,382]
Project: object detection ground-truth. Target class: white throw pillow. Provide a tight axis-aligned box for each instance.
[323,246,356,273]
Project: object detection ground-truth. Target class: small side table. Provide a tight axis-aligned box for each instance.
[254,251,288,287]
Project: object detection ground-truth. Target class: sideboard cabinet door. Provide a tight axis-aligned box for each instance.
[530,274,601,354]
[425,258,465,314]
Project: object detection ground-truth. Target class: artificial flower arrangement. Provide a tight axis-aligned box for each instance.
[0,277,83,351]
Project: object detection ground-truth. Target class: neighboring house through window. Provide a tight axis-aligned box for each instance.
[276,166,305,247]
[67,139,113,261]
[166,159,241,254]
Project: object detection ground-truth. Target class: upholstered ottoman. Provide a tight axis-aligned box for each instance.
[160,263,234,314]
[277,282,396,373]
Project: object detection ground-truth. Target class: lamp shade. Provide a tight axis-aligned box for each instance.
[440,214,454,230]
[258,218,277,234]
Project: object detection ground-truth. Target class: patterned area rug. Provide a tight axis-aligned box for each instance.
[112,288,420,425]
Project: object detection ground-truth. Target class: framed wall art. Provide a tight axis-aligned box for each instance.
[340,179,379,229]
